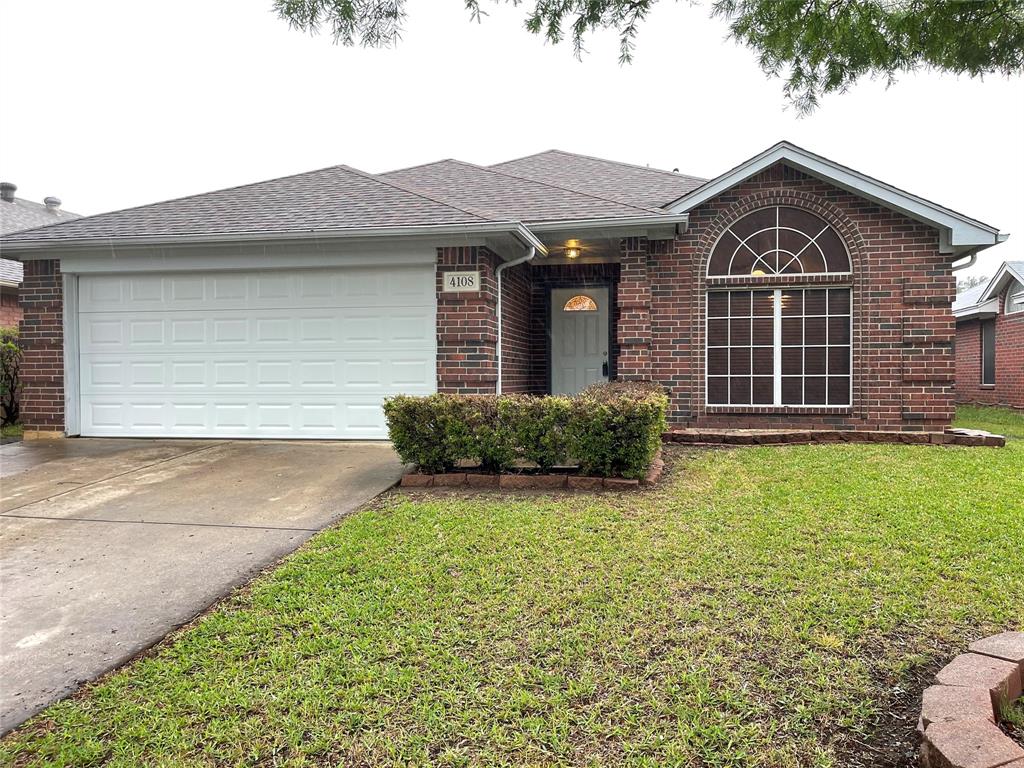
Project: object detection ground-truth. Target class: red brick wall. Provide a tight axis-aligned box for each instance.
[499,260,534,393]
[955,290,1024,409]
[650,163,955,431]
[0,287,21,327]
[18,260,64,433]
[436,246,501,394]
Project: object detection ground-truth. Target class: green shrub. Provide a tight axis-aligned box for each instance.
[384,383,668,479]
[0,326,21,428]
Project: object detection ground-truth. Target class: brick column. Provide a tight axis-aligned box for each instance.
[436,246,500,394]
[898,271,956,428]
[19,259,65,437]
[616,237,652,380]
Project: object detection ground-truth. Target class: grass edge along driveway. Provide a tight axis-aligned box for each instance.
[3,406,1022,767]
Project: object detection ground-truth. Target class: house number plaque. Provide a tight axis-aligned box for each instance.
[442,271,480,292]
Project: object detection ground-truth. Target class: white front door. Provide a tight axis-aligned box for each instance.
[76,266,436,439]
[550,287,610,395]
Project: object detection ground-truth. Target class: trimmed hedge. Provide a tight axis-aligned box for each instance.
[384,382,667,480]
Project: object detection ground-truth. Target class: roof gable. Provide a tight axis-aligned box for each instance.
[490,149,705,209]
[667,141,1005,258]
[981,260,1024,302]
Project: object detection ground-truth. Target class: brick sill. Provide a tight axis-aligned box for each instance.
[704,406,853,416]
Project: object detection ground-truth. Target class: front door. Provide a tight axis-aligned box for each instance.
[550,287,610,395]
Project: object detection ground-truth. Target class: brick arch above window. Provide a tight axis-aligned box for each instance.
[707,206,851,278]
[696,188,867,281]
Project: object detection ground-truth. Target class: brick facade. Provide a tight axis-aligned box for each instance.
[0,287,21,327]
[646,163,955,431]
[436,246,501,394]
[16,163,961,437]
[955,288,1024,409]
[18,259,64,433]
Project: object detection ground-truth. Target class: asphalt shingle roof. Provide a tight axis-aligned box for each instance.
[489,150,706,209]
[380,159,666,223]
[0,165,499,246]
[953,282,988,311]
[0,196,80,236]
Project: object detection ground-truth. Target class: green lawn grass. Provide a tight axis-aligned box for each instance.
[3,408,1022,767]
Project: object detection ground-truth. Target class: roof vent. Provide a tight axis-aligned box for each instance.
[44,196,62,211]
[0,182,16,203]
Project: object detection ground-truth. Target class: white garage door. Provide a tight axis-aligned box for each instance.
[77,266,436,439]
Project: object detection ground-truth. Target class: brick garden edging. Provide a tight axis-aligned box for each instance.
[919,631,1024,768]
[663,427,1006,448]
[399,450,664,491]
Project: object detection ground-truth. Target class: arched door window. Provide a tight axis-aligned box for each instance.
[563,295,598,312]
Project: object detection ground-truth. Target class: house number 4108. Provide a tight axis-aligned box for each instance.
[443,271,480,292]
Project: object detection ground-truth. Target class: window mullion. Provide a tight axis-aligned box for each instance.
[773,288,782,406]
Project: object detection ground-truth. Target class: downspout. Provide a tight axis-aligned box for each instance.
[494,246,537,395]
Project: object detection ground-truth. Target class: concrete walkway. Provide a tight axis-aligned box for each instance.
[0,438,403,734]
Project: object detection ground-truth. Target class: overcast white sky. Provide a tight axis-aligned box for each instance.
[2,0,1021,280]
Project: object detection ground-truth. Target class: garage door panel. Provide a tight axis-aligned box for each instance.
[80,309,435,353]
[81,354,433,395]
[81,270,434,313]
[78,266,435,439]
[81,396,394,438]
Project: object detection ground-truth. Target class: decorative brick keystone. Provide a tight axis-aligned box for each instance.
[970,633,1024,666]
[921,720,1024,768]
[935,653,1024,710]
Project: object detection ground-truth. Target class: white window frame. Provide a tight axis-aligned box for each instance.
[1006,280,1024,315]
[705,286,853,409]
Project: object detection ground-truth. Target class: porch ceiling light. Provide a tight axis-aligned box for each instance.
[564,245,581,259]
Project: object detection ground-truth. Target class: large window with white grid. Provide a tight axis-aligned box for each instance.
[706,288,851,407]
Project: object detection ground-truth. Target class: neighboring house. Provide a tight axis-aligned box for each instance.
[953,261,1024,409]
[0,142,1007,440]
[0,182,80,327]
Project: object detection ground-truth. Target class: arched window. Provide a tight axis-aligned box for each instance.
[563,295,598,312]
[1006,280,1024,315]
[708,207,850,277]
[706,207,852,408]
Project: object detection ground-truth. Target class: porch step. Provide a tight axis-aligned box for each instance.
[662,428,1005,447]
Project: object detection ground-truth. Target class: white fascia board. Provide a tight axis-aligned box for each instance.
[954,297,1000,320]
[665,142,1003,251]
[980,261,1024,302]
[1,221,543,258]
[530,213,689,232]
[0,279,18,288]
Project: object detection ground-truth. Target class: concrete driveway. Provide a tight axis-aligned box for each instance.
[0,438,402,734]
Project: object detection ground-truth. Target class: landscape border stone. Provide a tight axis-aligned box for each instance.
[919,632,1024,768]
[662,427,1005,448]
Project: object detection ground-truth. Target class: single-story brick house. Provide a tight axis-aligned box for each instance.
[0,142,1007,440]
[1,181,80,327]
[953,261,1024,409]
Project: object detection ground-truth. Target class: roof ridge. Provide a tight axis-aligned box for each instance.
[343,163,507,223]
[439,158,670,217]
[0,163,365,239]
[493,148,707,185]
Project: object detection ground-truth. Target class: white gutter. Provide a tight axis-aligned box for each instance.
[494,246,538,395]
[0,221,548,256]
[951,251,978,272]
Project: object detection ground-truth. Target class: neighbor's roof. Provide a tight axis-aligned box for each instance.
[954,260,1024,320]
[380,158,669,224]
[0,196,80,236]
[952,283,989,313]
[490,149,706,209]
[0,258,23,286]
